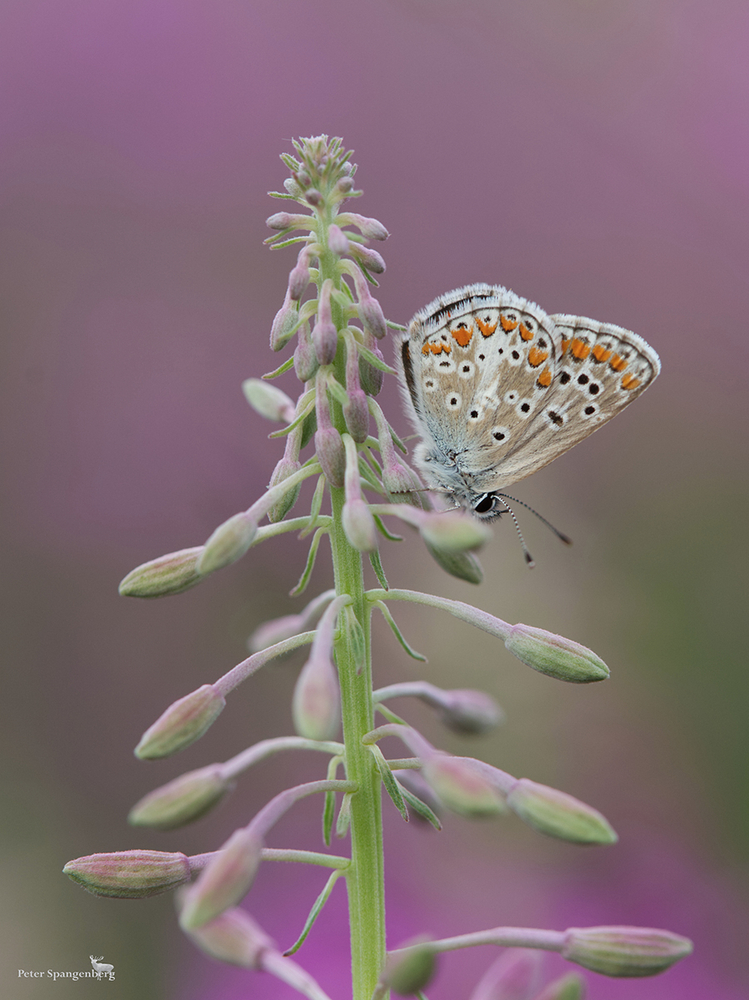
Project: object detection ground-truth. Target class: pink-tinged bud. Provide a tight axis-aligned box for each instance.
[424,541,484,583]
[418,511,492,553]
[294,321,319,383]
[183,905,273,969]
[292,648,341,741]
[266,456,303,523]
[359,295,388,340]
[469,948,542,1000]
[118,547,204,598]
[241,379,296,423]
[358,334,385,396]
[341,213,389,241]
[381,938,436,995]
[197,512,257,575]
[328,224,350,255]
[561,926,693,978]
[128,764,232,830]
[438,689,503,735]
[315,427,345,488]
[179,828,263,931]
[337,176,354,193]
[265,212,314,232]
[63,850,191,898]
[382,458,424,507]
[312,320,338,364]
[343,388,370,443]
[504,625,609,684]
[135,683,226,759]
[305,188,323,206]
[506,779,617,844]
[532,973,586,1000]
[422,754,507,818]
[342,498,378,552]
[349,243,386,274]
[270,296,299,351]
[288,249,312,302]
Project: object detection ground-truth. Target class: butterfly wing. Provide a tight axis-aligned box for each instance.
[474,313,661,489]
[398,286,660,498]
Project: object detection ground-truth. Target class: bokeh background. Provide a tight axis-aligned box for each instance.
[1,1,747,997]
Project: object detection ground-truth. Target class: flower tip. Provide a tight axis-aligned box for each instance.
[118,547,204,598]
[381,937,436,995]
[63,850,191,898]
[562,926,693,978]
[507,779,617,845]
[505,625,610,683]
[134,684,226,760]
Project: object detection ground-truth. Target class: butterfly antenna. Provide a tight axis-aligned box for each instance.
[495,495,535,568]
[497,493,572,546]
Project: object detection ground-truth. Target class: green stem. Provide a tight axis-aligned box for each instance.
[317,192,386,997]
[330,484,386,998]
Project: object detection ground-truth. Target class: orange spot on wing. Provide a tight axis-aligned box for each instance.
[571,338,591,360]
[528,346,549,367]
[422,343,431,355]
[621,374,640,390]
[451,324,473,347]
[500,314,518,332]
[537,368,552,387]
[609,354,628,371]
[561,337,571,355]
[476,317,497,338]
[592,344,612,363]
[519,322,534,341]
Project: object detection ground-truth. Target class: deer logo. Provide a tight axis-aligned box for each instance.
[89,955,114,979]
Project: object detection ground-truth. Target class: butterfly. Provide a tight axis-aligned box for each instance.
[395,284,660,520]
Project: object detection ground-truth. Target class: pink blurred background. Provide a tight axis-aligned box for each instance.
[1,1,747,997]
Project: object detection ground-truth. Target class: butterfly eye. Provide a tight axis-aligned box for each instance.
[473,494,496,515]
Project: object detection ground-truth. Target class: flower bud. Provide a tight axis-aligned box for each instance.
[265,211,314,232]
[118,547,204,598]
[504,625,609,684]
[532,973,586,1000]
[337,176,354,193]
[312,320,338,364]
[241,379,296,423]
[424,541,484,583]
[438,689,503,735]
[359,294,388,340]
[358,334,385,396]
[305,188,323,206]
[128,764,232,830]
[343,388,370,443]
[247,590,335,652]
[135,683,226,759]
[283,177,303,198]
[315,427,345,487]
[182,905,273,969]
[288,249,312,302]
[506,779,617,844]
[270,295,300,351]
[342,498,378,552]
[561,926,693,978]
[266,456,302,523]
[342,213,389,241]
[422,754,507,818]
[328,224,350,255]
[63,850,191,898]
[381,939,436,995]
[197,512,257,575]
[293,321,319,383]
[349,243,386,274]
[292,648,341,741]
[179,828,263,931]
[418,510,492,553]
